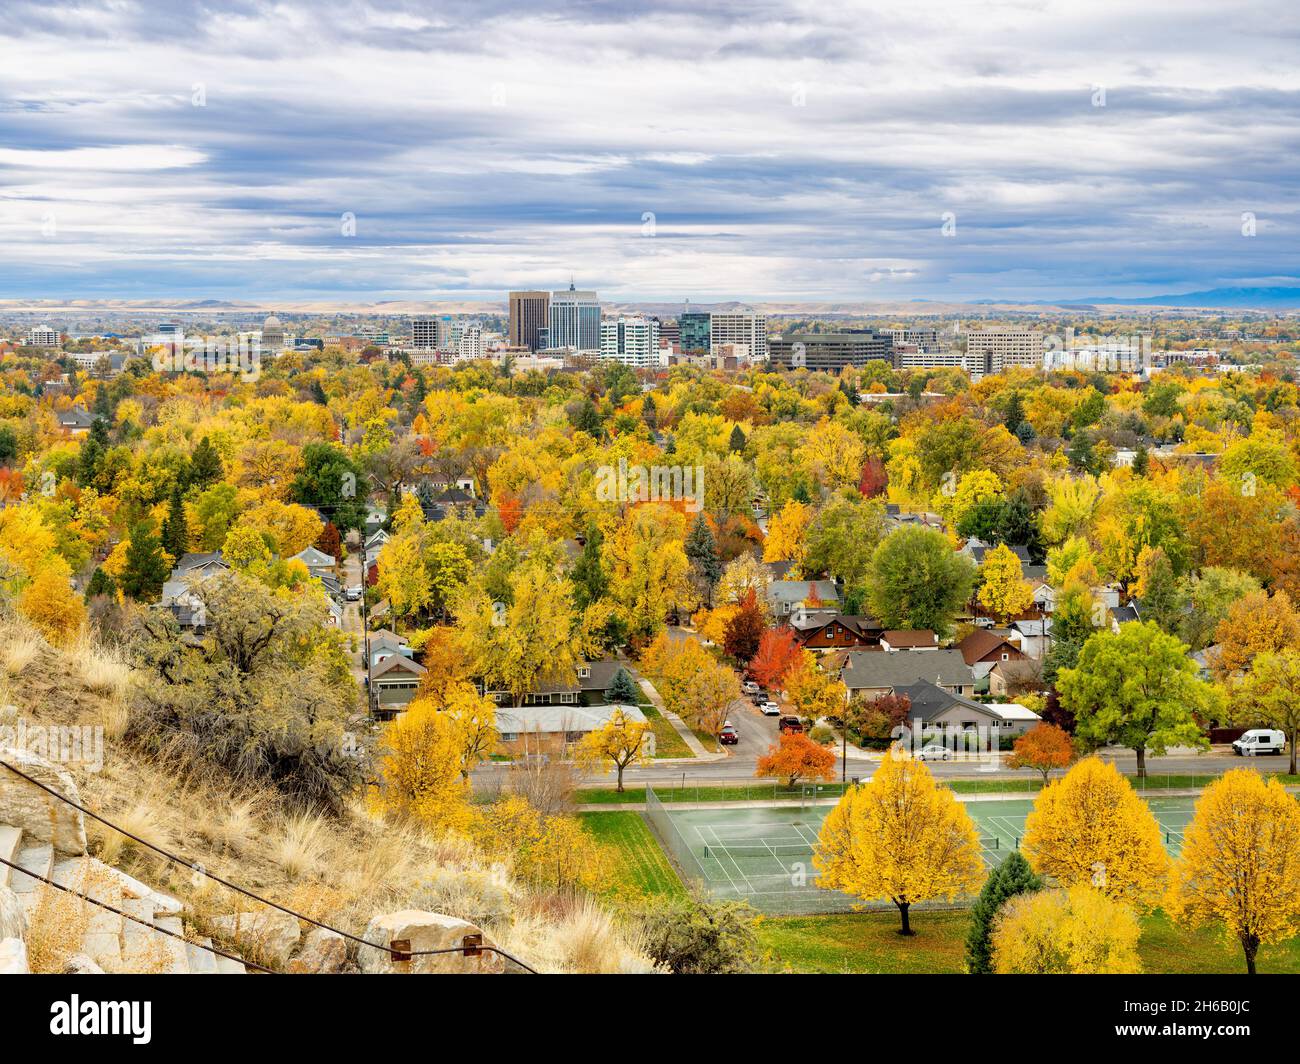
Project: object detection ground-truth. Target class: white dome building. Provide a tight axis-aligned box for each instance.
[261,315,285,351]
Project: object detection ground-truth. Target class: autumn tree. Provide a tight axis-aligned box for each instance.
[19,566,85,646]
[755,732,836,788]
[1212,588,1300,678]
[762,499,812,567]
[1057,622,1216,777]
[815,747,985,935]
[1021,757,1169,906]
[576,708,653,792]
[1165,769,1300,974]
[684,659,742,743]
[1229,649,1300,775]
[371,697,473,829]
[722,588,765,663]
[991,885,1142,974]
[785,649,848,722]
[866,526,977,637]
[1005,722,1074,783]
[749,626,802,690]
[965,851,1042,974]
[976,543,1033,623]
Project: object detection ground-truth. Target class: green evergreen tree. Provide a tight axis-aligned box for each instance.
[685,514,722,604]
[606,667,640,704]
[1132,444,1150,477]
[161,484,190,560]
[85,567,115,600]
[728,424,747,453]
[965,850,1042,974]
[642,393,659,433]
[571,397,604,439]
[121,521,170,601]
[572,525,609,609]
[188,435,224,490]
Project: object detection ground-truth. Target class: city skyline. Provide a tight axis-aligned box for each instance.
[0,0,1297,303]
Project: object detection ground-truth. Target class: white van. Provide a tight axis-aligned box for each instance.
[1232,729,1286,756]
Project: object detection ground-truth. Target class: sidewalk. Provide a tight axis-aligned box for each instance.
[638,677,727,762]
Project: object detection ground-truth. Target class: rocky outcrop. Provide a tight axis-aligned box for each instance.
[211,910,301,966]
[0,745,86,855]
[0,882,25,940]
[358,911,506,974]
[288,927,349,973]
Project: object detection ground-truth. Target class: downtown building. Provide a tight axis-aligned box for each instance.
[25,325,60,348]
[508,291,550,352]
[547,284,601,354]
[769,329,893,372]
[964,330,1045,376]
[599,315,661,368]
[709,312,767,363]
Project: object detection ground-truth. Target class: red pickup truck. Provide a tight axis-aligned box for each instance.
[778,716,804,735]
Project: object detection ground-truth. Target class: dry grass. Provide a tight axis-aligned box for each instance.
[2,615,657,975]
[71,635,133,699]
[24,858,121,974]
[1,624,44,677]
[273,812,332,880]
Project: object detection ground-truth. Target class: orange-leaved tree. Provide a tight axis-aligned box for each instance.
[815,746,985,935]
[756,732,836,789]
[1006,722,1074,783]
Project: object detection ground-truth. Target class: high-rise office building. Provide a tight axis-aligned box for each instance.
[548,283,601,353]
[769,330,893,372]
[964,330,1045,376]
[25,325,60,348]
[709,312,768,363]
[456,324,484,362]
[600,315,660,368]
[679,311,711,354]
[508,291,550,352]
[412,317,455,350]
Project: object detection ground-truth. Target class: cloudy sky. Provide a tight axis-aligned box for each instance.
[0,0,1297,303]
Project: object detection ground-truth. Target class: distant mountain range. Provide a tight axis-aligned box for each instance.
[1008,287,1300,310]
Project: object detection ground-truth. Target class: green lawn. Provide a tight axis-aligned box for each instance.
[581,811,686,899]
[640,704,694,760]
[756,909,1300,974]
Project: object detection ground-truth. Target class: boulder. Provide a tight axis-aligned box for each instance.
[0,883,26,940]
[288,927,349,974]
[62,952,104,974]
[211,910,301,966]
[0,745,87,855]
[358,910,505,974]
[0,937,28,974]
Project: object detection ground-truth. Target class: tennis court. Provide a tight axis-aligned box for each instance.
[642,786,1199,914]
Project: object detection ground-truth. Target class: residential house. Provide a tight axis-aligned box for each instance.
[988,657,1041,697]
[496,703,652,759]
[368,629,413,670]
[1009,619,1052,660]
[56,408,95,435]
[792,614,883,651]
[879,630,939,652]
[371,654,426,719]
[891,679,1042,737]
[363,528,390,556]
[363,505,388,536]
[159,551,231,629]
[484,659,628,708]
[764,579,839,619]
[957,628,1027,693]
[291,546,336,579]
[840,648,974,701]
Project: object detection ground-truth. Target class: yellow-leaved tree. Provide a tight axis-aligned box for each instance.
[991,885,1142,974]
[815,746,985,935]
[575,708,653,792]
[370,697,472,831]
[1021,757,1169,905]
[1165,769,1300,974]
[762,499,812,566]
[18,564,85,646]
[976,543,1033,623]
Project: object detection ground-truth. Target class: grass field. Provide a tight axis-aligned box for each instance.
[756,909,1300,974]
[581,811,686,899]
[640,703,694,759]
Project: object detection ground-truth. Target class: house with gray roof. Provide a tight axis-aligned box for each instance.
[765,579,839,619]
[840,648,974,701]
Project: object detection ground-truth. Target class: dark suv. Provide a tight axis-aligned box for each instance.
[778,716,804,734]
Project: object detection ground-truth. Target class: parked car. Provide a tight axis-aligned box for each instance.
[720,723,739,745]
[1232,729,1286,756]
[778,716,803,734]
[915,743,951,761]
[741,680,760,695]
[759,701,781,716]
[345,585,363,601]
